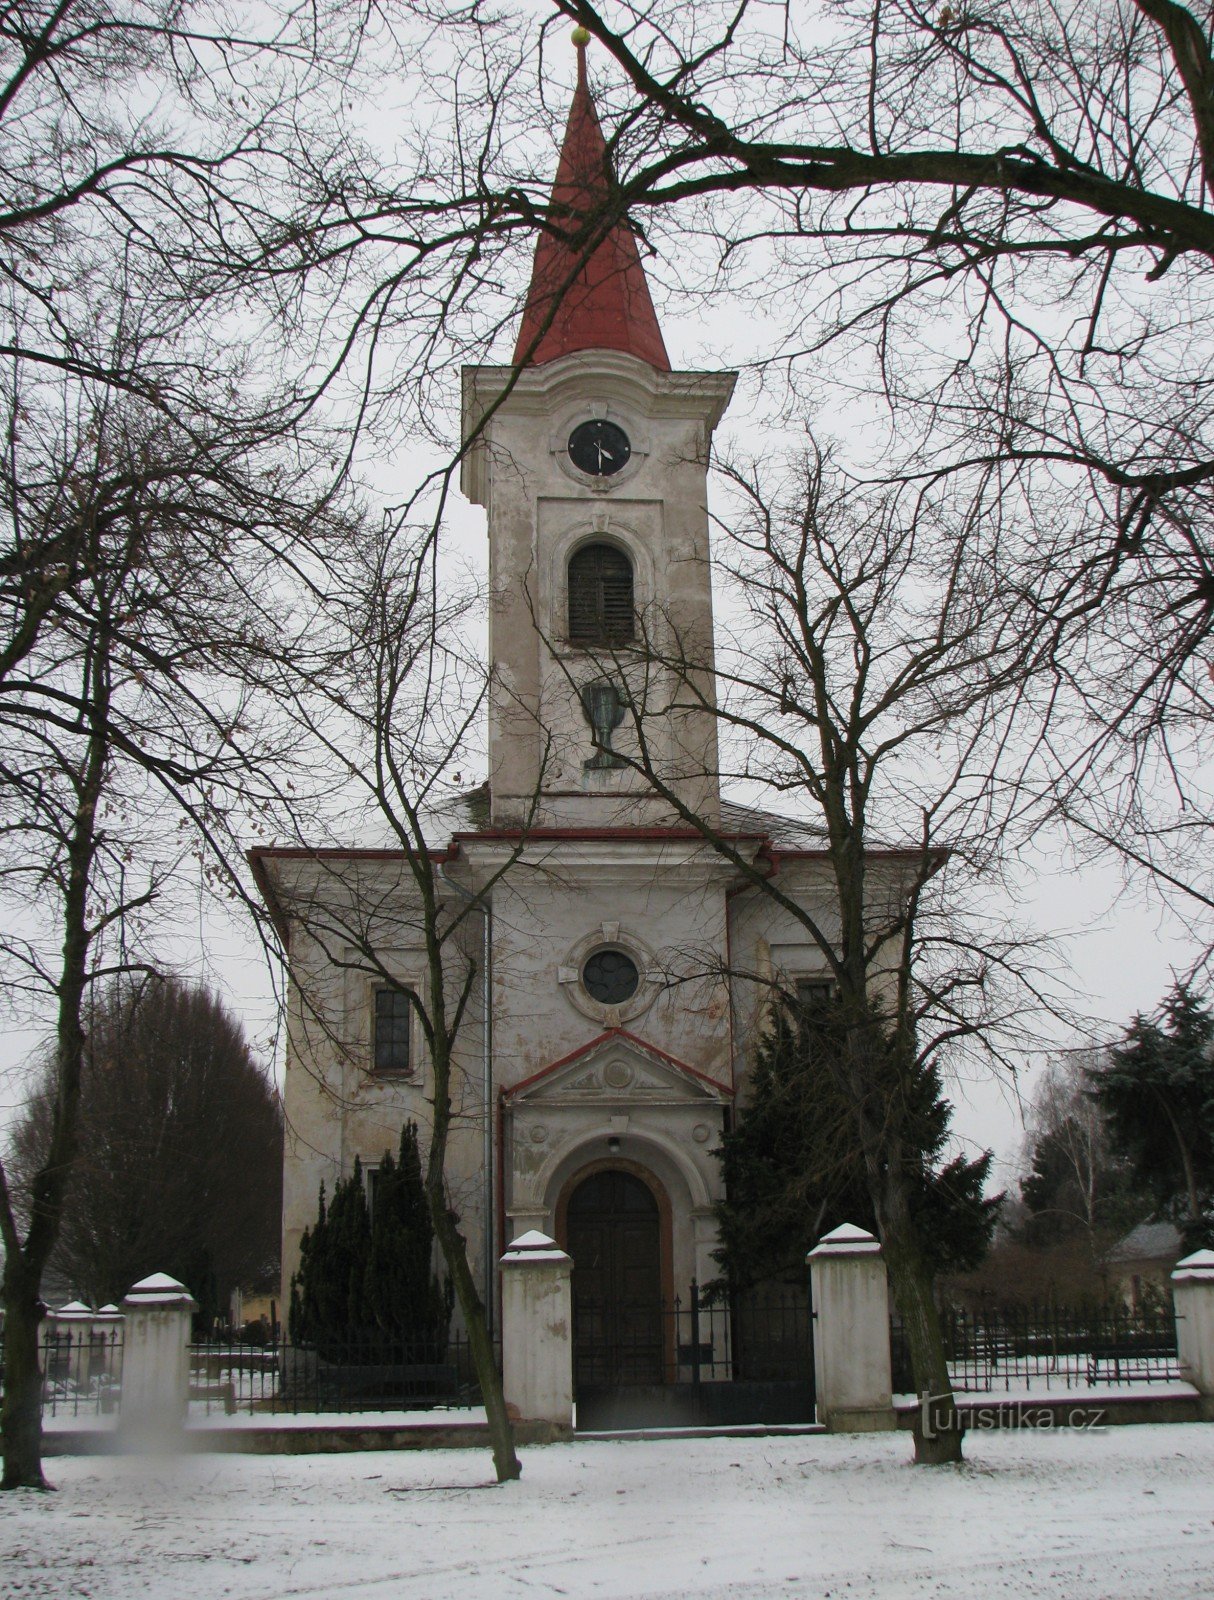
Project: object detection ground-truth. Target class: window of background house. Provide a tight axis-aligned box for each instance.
[568,542,635,646]
[373,987,412,1076]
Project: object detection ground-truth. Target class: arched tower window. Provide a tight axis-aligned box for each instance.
[567,542,635,646]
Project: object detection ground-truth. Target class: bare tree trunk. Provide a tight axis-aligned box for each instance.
[423,939,520,1482]
[0,1259,46,1490]
[428,1195,521,1482]
[1,745,102,1487]
[843,1022,964,1465]
[834,835,966,1465]
[2,953,92,1487]
[1157,1092,1204,1231]
[875,1173,964,1465]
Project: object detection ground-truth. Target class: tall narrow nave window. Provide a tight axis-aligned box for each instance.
[373,987,412,1076]
[568,542,635,646]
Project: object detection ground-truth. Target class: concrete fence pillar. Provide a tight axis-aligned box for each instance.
[91,1304,124,1410]
[47,1300,93,1392]
[119,1272,197,1437]
[500,1231,574,1434]
[1171,1248,1214,1405]
[807,1223,895,1433]
[93,1305,123,1370]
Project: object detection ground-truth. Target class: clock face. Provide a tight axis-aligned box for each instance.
[568,418,631,478]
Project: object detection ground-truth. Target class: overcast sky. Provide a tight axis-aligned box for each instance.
[2,22,1208,1219]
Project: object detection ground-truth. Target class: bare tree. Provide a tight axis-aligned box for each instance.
[0,0,554,1491]
[0,0,385,392]
[6,976,282,1319]
[0,358,339,1488]
[1020,1057,1116,1249]
[553,0,1214,935]
[536,444,1060,1461]
[287,2,1214,944]
[252,509,531,1483]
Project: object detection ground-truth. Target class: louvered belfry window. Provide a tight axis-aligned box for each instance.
[567,542,635,646]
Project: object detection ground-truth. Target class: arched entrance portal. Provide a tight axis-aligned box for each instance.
[565,1168,665,1389]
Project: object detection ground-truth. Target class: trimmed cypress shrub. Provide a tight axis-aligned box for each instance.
[290,1123,451,1356]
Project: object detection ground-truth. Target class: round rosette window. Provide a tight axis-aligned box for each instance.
[581,948,640,1005]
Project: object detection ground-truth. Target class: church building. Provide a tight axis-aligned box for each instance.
[254,44,906,1389]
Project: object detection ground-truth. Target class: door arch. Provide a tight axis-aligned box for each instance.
[562,1165,668,1389]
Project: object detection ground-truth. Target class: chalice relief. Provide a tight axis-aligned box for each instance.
[580,680,628,770]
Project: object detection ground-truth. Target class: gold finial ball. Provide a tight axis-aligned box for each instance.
[571,25,591,47]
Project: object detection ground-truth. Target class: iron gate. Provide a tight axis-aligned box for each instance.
[573,1280,815,1429]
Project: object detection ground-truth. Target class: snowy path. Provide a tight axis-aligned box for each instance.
[2,1424,1212,1599]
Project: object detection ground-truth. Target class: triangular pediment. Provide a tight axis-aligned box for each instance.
[508,1030,730,1106]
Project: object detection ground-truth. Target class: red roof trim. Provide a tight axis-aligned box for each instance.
[248,845,449,862]
[503,1026,732,1101]
[513,42,669,370]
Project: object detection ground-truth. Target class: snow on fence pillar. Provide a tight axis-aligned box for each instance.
[500,1231,574,1434]
[119,1273,196,1439]
[46,1301,93,1393]
[92,1304,124,1409]
[807,1223,895,1433]
[1171,1249,1214,1408]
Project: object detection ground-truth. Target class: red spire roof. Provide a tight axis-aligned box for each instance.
[513,43,670,370]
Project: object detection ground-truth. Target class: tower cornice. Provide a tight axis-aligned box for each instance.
[461,351,736,506]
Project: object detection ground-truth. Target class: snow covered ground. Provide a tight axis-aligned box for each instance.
[3,1423,1213,1599]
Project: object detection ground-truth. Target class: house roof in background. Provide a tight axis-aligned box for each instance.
[1107,1221,1184,1264]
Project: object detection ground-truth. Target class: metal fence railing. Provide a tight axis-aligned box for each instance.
[572,1282,811,1390]
[1,1322,495,1420]
[12,1292,1180,1422]
[187,1331,495,1416]
[889,1302,1183,1395]
[0,1325,125,1419]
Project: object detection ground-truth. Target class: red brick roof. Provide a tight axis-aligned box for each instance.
[513,42,670,370]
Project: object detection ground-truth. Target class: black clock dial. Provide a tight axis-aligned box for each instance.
[568,418,631,478]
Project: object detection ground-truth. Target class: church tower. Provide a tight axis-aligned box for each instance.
[266,45,780,1371]
[461,40,736,829]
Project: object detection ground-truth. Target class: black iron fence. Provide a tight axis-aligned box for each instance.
[0,1322,496,1420]
[890,1302,1183,1395]
[572,1282,811,1390]
[570,1281,814,1429]
[0,1324,125,1418]
[14,1291,1180,1424]
[188,1330,495,1416]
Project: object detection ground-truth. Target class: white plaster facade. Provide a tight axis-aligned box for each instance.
[254,64,922,1368]
[257,333,915,1346]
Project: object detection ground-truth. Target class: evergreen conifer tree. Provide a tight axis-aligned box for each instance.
[365,1121,452,1349]
[289,1127,452,1355]
[287,1184,320,1344]
[289,1159,372,1353]
[716,996,1001,1289]
[1090,983,1214,1250]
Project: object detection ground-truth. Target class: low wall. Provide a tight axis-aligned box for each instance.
[894,1389,1213,1431]
[42,1418,569,1456]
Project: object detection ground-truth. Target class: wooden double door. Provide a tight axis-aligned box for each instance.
[566,1168,664,1389]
